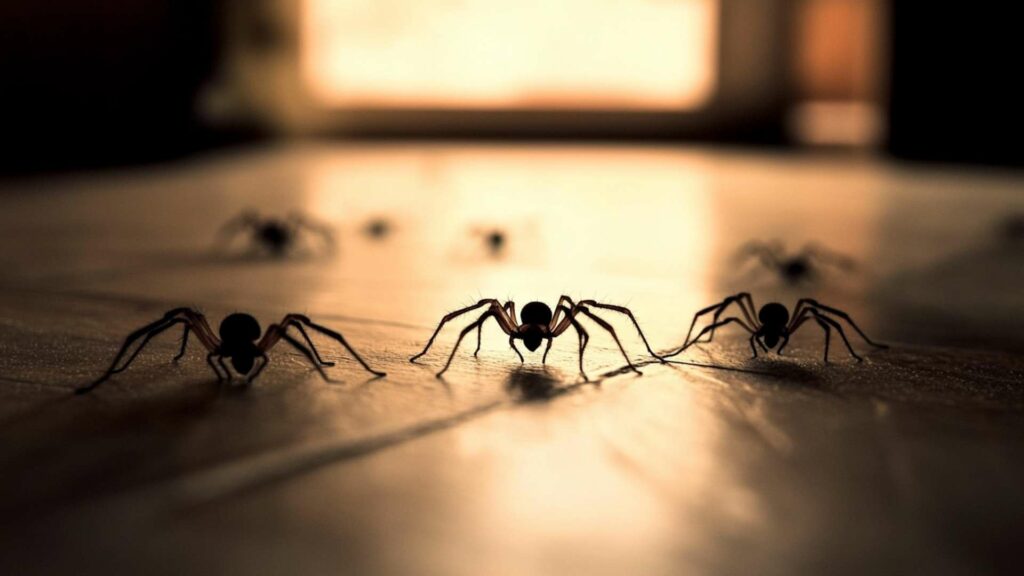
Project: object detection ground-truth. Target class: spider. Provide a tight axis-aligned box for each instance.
[410,296,664,379]
[663,293,887,362]
[218,210,335,257]
[75,308,385,394]
[736,240,856,285]
[470,227,507,256]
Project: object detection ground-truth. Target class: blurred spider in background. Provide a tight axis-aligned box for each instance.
[218,210,335,257]
[470,227,507,257]
[736,240,856,285]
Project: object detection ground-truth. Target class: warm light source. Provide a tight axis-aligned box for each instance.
[302,0,718,111]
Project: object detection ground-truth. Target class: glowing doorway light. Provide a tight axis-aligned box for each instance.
[302,0,718,110]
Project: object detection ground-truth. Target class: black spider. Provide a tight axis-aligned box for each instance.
[218,210,335,257]
[410,296,664,379]
[76,308,385,394]
[737,241,856,285]
[470,227,507,256]
[363,218,392,239]
[664,293,887,362]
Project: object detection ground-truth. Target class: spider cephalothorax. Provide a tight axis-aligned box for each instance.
[218,210,335,257]
[519,302,552,351]
[76,308,384,394]
[665,293,887,362]
[411,296,664,379]
[737,241,856,285]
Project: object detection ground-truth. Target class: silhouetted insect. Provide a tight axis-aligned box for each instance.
[470,227,506,256]
[737,241,856,285]
[363,218,391,239]
[411,296,663,379]
[664,293,887,362]
[76,308,384,394]
[218,210,334,257]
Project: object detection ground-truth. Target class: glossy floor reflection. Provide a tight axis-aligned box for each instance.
[0,143,1022,575]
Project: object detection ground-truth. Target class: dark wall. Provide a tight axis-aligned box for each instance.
[1,1,221,173]
[888,4,1022,167]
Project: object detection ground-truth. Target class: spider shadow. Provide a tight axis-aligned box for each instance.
[663,348,827,386]
[504,365,594,402]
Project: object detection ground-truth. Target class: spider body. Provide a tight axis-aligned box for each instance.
[76,308,384,394]
[738,241,855,285]
[218,313,263,374]
[219,210,334,257]
[518,302,552,351]
[411,296,664,379]
[665,293,887,362]
[757,302,789,348]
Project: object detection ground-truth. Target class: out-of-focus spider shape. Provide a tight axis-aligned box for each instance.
[736,240,856,285]
[410,296,664,379]
[665,293,887,363]
[218,210,335,257]
[470,227,507,256]
[76,308,385,394]
[363,217,392,239]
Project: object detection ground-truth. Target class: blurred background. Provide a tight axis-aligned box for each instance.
[2,4,1024,575]
[2,0,1020,172]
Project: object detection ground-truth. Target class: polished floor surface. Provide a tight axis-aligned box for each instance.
[0,143,1022,575]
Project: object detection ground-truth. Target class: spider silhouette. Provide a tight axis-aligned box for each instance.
[76,308,385,394]
[470,227,507,256]
[218,210,335,257]
[664,293,887,362]
[410,296,664,379]
[737,241,856,285]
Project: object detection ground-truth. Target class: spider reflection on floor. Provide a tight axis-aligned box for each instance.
[411,296,664,379]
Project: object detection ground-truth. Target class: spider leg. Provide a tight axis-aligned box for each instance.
[576,307,642,375]
[246,352,271,383]
[749,334,760,358]
[577,300,665,362]
[274,315,385,377]
[279,333,333,381]
[665,317,757,359]
[571,317,590,380]
[474,301,517,357]
[696,292,760,345]
[679,294,753,352]
[807,310,863,362]
[736,241,783,272]
[809,312,833,363]
[548,296,578,331]
[541,338,553,364]
[217,356,233,380]
[411,299,501,362]
[509,337,525,363]
[217,210,259,250]
[437,310,495,377]
[799,300,888,349]
[174,325,190,362]
[803,243,857,272]
[272,319,334,366]
[111,319,189,375]
[207,353,227,382]
[289,212,336,253]
[77,309,211,394]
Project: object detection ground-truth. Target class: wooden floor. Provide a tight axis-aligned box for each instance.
[0,143,1022,575]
